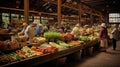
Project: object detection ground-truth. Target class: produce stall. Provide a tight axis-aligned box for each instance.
[1,45,82,67]
[0,0,104,67]
[0,33,14,41]
[0,38,99,67]
[0,40,99,67]
[0,24,100,67]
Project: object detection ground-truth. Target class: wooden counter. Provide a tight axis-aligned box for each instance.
[1,39,99,67]
[1,45,82,67]
[0,33,15,41]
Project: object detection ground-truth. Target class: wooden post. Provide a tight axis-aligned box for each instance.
[24,0,29,24]
[0,12,2,25]
[78,3,82,26]
[38,12,42,23]
[39,13,41,23]
[57,0,61,26]
[9,12,11,23]
[0,12,2,21]
[90,13,93,26]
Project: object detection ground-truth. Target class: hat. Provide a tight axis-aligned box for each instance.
[32,21,38,24]
[84,25,89,28]
[22,23,27,26]
[101,23,106,28]
[38,23,43,27]
[75,24,79,27]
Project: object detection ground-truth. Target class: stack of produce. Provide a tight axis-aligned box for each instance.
[0,41,19,50]
[32,43,58,54]
[79,36,97,41]
[69,41,81,45]
[7,52,23,61]
[16,46,41,58]
[73,30,80,35]
[15,44,58,58]
[0,55,15,65]
[79,36,90,41]
[61,33,73,42]
[57,40,73,48]
[31,46,58,54]
[0,29,8,34]
[31,37,46,44]
[49,42,67,51]
[44,32,61,40]
[15,36,28,42]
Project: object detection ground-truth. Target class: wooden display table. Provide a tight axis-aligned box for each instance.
[1,45,82,67]
[82,39,99,56]
[0,33,15,41]
[1,39,100,67]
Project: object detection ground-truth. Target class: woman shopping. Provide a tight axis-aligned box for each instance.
[99,23,109,51]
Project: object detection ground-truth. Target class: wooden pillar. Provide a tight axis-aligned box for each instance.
[90,13,93,26]
[24,0,29,24]
[79,3,82,26]
[32,15,34,22]
[38,12,42,23]
[57,0,61,26]
[40,16,42,23]
[0,12,2,22]
[9,12,11,22]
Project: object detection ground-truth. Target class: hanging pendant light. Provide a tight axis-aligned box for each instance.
[16,0,20,8]
[66,0,71,2]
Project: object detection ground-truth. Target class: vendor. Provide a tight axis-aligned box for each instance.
[18,23,28,36]
[24,21,38,40]
[35,23,43,36]
[71,24,79,35]
[65,24,70,32]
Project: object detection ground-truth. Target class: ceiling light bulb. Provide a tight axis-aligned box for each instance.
[106,5,109,7]
[66,0,71,2]
[113,1,115,3]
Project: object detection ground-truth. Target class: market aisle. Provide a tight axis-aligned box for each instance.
[64,41,120,67]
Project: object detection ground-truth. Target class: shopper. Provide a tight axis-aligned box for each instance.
[111,24,120,50]
[99,23,108,51]
[18,23,28,36]
[35,23,43,36]
[65,24,71,32]
[57,26,64,33]
[71,24,79,35]
[24,21,38,40]
[42,25,48,33]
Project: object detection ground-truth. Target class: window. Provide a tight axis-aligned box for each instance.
[11,14,19,20]
[34,16,40,22]
[2,13,9,24]
[109,13,120,23]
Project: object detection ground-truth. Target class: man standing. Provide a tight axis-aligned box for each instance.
[111,24,120,50]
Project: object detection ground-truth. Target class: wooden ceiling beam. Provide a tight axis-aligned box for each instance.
[43,0,79,11]
[0,6,57,16]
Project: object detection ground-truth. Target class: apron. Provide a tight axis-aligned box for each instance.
[28,27,36,41]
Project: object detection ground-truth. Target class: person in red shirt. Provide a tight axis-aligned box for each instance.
[99,23,109,51]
